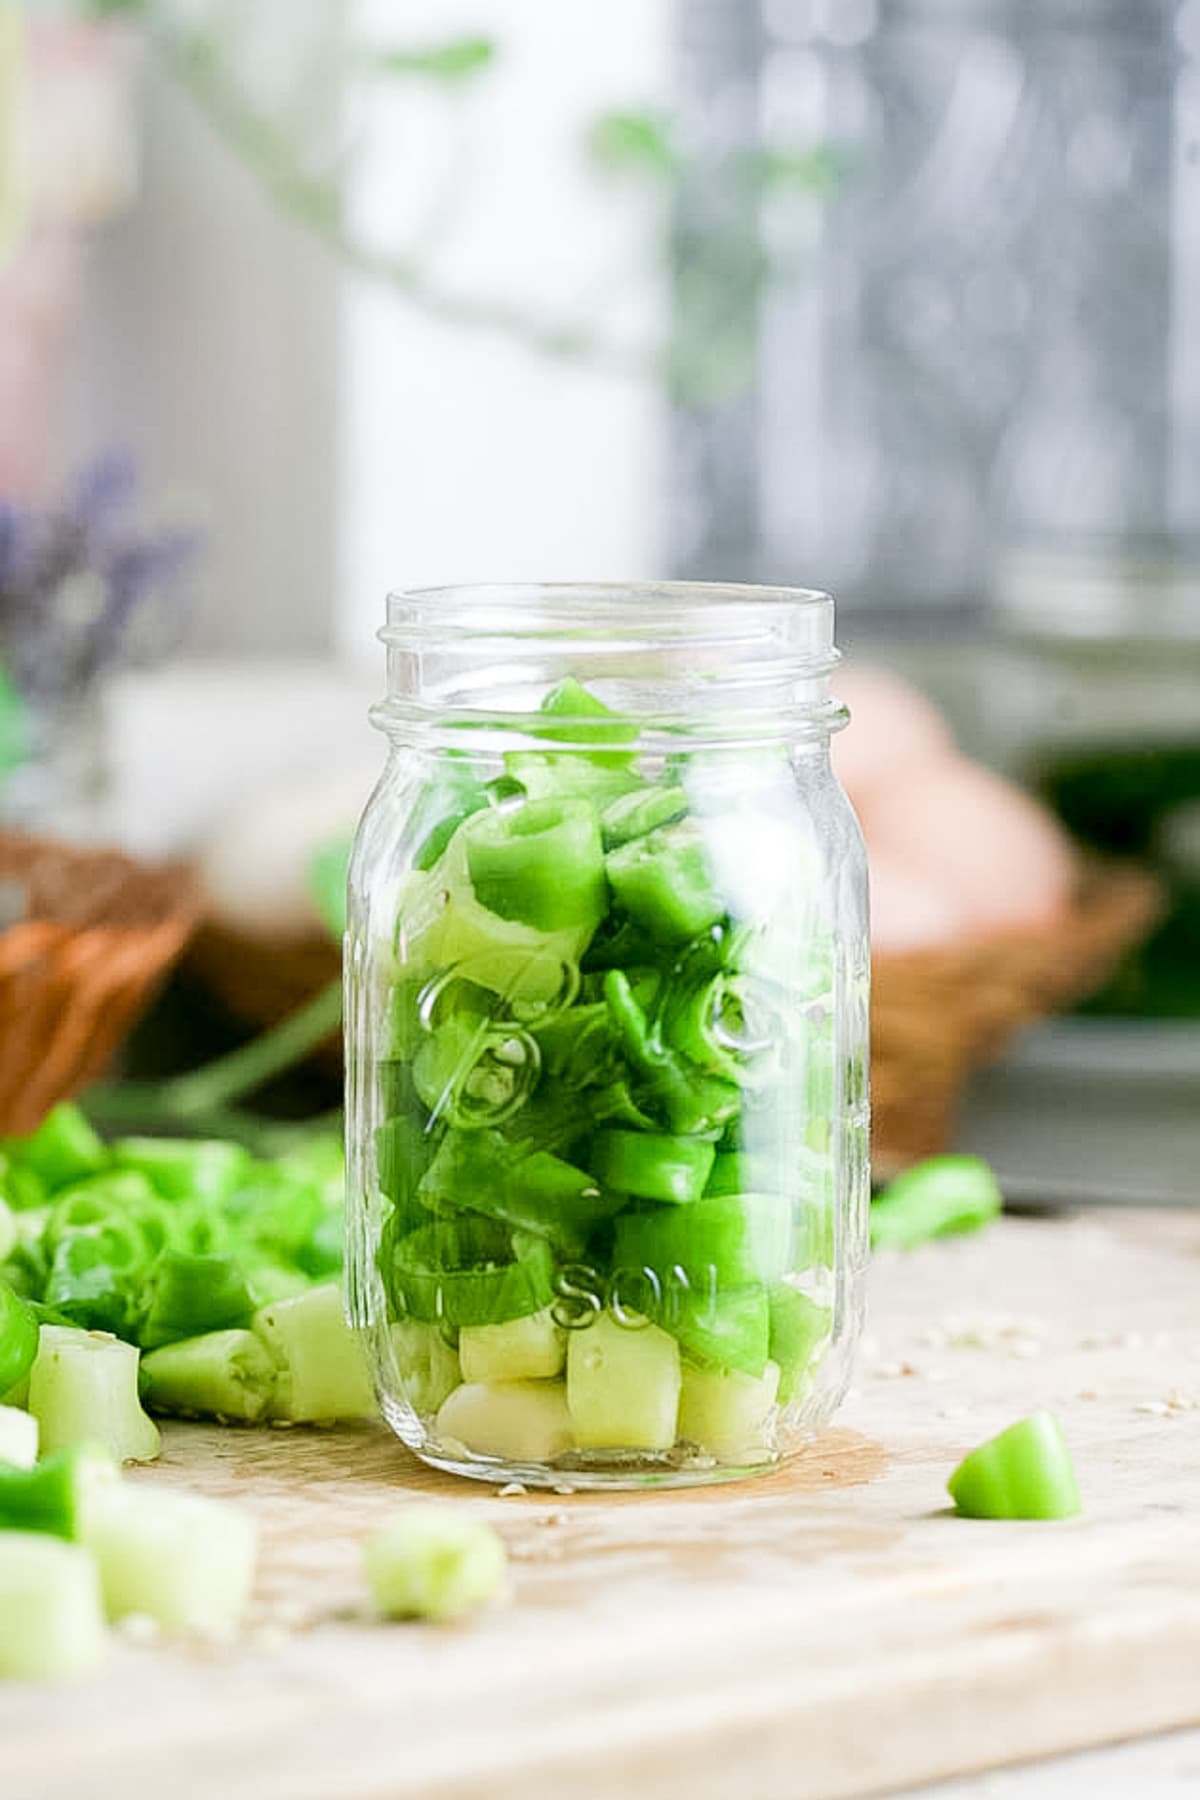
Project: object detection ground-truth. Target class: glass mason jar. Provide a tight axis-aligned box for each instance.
[346,582,869,1489]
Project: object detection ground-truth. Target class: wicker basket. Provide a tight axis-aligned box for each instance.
[189,863,1159,1172]
[871,865,1159,1173]
[0,833,203,1135]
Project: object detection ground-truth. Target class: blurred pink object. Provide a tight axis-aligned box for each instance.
[0,20,139,497]
[0,234,82,495]
[834,663,1079,948]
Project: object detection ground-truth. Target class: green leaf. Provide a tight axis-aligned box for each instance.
[363,36,497,82]
[585,110,678,177]
[740,145,844,195]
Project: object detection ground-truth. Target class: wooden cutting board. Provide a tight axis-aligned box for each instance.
[8,1209,1200,1800]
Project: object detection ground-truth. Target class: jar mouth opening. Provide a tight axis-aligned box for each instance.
[382,580,834,645]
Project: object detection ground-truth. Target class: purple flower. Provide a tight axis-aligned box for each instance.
[0,502,34,595]
[68,446,140,540]
[0,450,204,706]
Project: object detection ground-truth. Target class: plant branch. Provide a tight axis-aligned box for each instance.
[158,978,345,1119]
[152,18,647,377]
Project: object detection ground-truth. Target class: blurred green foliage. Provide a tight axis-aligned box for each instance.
[359,36,497,81]
[67,4,838,407]
[585,110,678,178]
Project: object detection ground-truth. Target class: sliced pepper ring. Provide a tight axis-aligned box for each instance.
[392,1220,556,1329]
[660,969,783,1088]
[412,1015,541,1131]
[418,953,580,1029]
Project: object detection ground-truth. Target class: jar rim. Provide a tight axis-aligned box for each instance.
[385,579,834,651]
[388,580,832,599]
[375,580,843,748]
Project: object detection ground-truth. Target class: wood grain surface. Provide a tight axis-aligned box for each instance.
[7,1209,1200,1800]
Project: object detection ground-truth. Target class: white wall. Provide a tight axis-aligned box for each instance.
[60,2,673,663]
[336,0,672,659]
[60,53,341,655]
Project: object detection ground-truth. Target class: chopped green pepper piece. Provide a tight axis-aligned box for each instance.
[414,788,491,872]
[669,1282,771,1378]
[767,1285,831,1404]
[592,1080,661,1132]
[871,1155,1002,1251]
[0,1534,108,1679]
[0,1153,46,1213]
[606,820,724,945]
[506,678,639,803]
[139,1329,277,1423]
[111,1138,252,1207]
[44,1174,164,1255]
[0,1445,115,1540]
[603,970,739,1135]
[418,1131,619,1254]
[81,1482,259,1632]
[375,1115,436,1218]
[600,784,688,850]
[139,1251,256,1351]
[5,1105,107,1195]
[392,1220,555,1328]
[29,1327,161,1464]
[591,1130,715,1206]
[579,914,662,973]
[704,1152,756,1197]
[412,1013,540,1129]
[43,1222,154,1340]
[0,1404,37,1466]
[710,1149,834,1268]
[614,1191,792,1292]
[0,1233,49,1305]
[410,855,593,1003]
[947,1413,1081,1520]
[364,1505,509,1621]
[659,968,782,1086]
[462,797,607,934]
[217,1164,325,1265]
[500,1088,595,1160]
[531,1004,617,1089]
[0,1280,39,1397]
[252,1284,375,1423]
[535,676,638,763]
[294,1209,344,1280]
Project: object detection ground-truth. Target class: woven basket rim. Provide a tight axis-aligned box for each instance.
[0,832,204,1136]
[0,829,203,932]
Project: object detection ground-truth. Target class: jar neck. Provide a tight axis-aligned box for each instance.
[372,581,845,751]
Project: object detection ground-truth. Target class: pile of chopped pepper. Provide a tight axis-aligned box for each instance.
[0,1103,367,1429]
